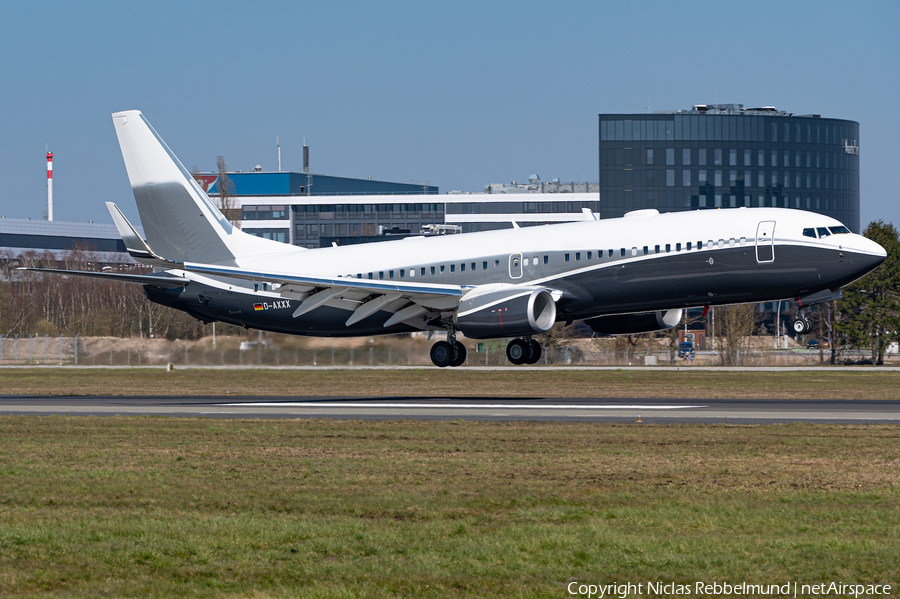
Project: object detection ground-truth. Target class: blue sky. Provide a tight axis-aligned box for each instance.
[1,0,897,227]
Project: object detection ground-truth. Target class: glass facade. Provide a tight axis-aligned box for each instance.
[599,108,860,231]
[292,202,445,248]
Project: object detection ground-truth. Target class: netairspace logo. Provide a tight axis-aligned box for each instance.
[566,581,893,598]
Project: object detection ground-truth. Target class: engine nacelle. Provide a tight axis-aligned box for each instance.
[456,286,557,339]
[585,309,683,335]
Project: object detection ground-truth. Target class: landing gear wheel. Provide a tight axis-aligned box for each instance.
[524,339,542,364]
[506,338,530,365]
[792,318,811,335]
[431,341,454,367]
[450,342,467,367]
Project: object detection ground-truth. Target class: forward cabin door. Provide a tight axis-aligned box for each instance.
[756,221,775,263]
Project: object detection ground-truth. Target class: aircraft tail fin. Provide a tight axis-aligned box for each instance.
[111,110,292,265]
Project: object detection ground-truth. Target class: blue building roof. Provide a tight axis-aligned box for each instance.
[198,171,437,196]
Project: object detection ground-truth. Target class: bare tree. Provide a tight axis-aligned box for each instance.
[215,156,241,227]
[717,303,759,366]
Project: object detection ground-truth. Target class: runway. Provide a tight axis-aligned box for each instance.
[1,395,899,424]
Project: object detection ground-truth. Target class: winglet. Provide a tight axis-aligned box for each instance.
[105,202,181,266]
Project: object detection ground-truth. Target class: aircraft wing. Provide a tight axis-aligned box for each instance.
[183,262,465,322]
[19,268,189,288]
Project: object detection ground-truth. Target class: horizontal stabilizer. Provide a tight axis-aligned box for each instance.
[18,268,188,288]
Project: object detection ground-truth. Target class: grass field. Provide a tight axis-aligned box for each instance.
[1,367,900,399]
[0,416,898,597]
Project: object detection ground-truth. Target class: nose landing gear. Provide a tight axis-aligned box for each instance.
[506,337,542,365]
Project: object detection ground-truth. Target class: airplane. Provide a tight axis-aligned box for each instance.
[25,111,887,367]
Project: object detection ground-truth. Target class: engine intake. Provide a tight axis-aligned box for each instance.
[586,309,683,335]
[456,286,557,339]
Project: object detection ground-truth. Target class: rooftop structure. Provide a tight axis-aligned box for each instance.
[484,175,599,195]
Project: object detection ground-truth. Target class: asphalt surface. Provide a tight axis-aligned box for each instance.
[1,395,899,424]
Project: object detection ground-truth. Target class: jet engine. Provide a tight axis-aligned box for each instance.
[455,286,557,339]
[585,309,683,335]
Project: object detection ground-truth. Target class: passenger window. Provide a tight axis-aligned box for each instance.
[543,256,548,264]
[379,272,384,279]
[718,239,724,248]
[665,244,671,252]
[420,267,426,276]
[400,269,405,277]
[802,228,817,238]
[654,244,660,253]
[483,261,489,269]
[565,253,570,262]
[430,266,435,275]
[368,272,373,279]
[523,258,529,266]
[829,226,850,234]
[686,242,692,250]
[450,264,455,273]
[472,262,477,270]
[410,269,415,278]
[676,243,682,251]
[357,273,362,279]
[708,240,713,248]
[608,249,614,257]
[441,265,446,273]
[532,255,538,264]
[631,247,637,256]
[575,252,581,261]
[729,238,735,247]
[817,227,831,238]
[698,241,703,249]
[389,270,394,279]
[494,259,500,268]
[740,237,746,246]
[461,263,466,271]
[643,246,648,255]
[587,251,592,259]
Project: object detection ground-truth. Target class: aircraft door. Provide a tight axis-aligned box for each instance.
[509,253,523,279]
[756,221,775,263]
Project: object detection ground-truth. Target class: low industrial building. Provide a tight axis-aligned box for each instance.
[0,217,144,266]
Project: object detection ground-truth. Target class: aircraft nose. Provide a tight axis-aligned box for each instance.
[849,235,887,273]
[868,237,888,259]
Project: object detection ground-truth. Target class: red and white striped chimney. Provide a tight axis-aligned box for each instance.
[46,151,53,221]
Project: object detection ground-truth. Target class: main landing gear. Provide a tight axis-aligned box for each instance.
[430,332,467,368]
[506,337,542,365]
[429,333,543,367]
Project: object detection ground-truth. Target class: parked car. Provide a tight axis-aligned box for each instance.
[806,339,830,350]
[678,341,695,358]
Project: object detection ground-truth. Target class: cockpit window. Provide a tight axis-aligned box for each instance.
[802,228,817,238]
[816,227,831,238]
[829,226,850,235]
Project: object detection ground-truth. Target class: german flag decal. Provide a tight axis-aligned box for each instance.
[253,303,264,311]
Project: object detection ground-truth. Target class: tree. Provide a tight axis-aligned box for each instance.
[215,156,241,227]
[834,221,900,365]
[717,303,759,365]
